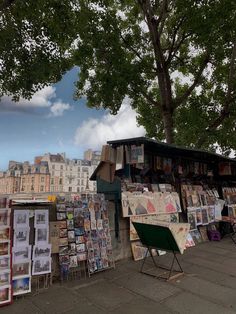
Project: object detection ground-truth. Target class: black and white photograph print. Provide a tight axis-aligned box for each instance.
[34,210,49,227]
[32,258,51,275]
[187,211,197,230]
[13,210,29,228]
[13,228,30,246]
[13,245,31,263]
[33,244,51,259]
[35,227,49,244]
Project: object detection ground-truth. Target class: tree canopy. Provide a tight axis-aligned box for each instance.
[1,0,236,154]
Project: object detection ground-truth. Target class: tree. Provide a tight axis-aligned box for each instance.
[1,1,236,153]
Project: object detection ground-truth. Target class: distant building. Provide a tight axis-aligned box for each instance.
[0,150,101,196]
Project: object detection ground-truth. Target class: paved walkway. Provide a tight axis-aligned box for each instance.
[2,237,236,313]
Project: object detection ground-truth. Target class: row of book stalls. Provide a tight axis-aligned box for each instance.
[90,137,236,260]
[1,136,236,306]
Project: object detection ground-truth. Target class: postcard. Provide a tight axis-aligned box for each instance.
[75,236,85,244]
[33,244,51,259]
[13,276,31,296]
[58,221,67,229]
[69,255,78,268]
[201,207,209,225]
[32,258,51,275]
[59,254,69,265]
[56,204,66,212]
[57,212,66,221]
[12,245,31,263]
[76,244,86,253]
[77,253,87,261]
[196,208,202,225]
[35,227,49,244]
[68,230,75,242]
[34,210,49,227]
[59,228,68,238]
[67,219,74,230]
[14,228,30,247]
[12,261,31,278]
[187,211,197,230]
[59,246,69,255]
[69,243,76,255]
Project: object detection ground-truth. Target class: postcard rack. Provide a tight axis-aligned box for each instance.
[133,222,185,281]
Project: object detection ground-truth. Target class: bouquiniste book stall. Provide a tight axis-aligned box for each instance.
[0,193,115,308]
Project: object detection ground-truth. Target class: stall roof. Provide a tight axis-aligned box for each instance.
[91,137,236,181]
[107,137,235,163]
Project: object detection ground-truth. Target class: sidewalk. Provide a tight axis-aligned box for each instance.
[2,237,236,314]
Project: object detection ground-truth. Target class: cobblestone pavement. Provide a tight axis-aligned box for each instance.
[2,237,236,314]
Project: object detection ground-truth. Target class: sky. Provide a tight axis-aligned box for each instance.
[0,67,145,171]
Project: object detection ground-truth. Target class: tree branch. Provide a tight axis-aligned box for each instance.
[0,0,15,11]
[174,52,210,107]
[196,41,236,148]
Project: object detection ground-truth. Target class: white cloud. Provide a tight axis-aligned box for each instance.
[48,101,72,117]
[0,86,72,116]
[74,98,146,149]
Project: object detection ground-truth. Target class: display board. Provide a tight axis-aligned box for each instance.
[12,208,51,297]
[0,198,12,307]
[56,193,114,277]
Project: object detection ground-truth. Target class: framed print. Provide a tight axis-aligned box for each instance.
[35,227,49,245]
[12,262,31,278]
[0,209,10,228]
[32,258,51,275]
[0,286,11,306]
[0,272,10,287]
[0,256,10,273]
[0,228,10,242]
[12,245,31,263]
[68,230,75,242]
[33,244,51,259]
[34,210,48,228]
[0,243,9,257]
[13,276,31,296]
[13,228,30,246]
[13,210,29,228]
[56,204,66,212]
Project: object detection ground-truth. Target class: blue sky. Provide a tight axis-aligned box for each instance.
[0,67,145,171]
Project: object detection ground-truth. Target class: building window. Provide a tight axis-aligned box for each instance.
[40,186,44,192]
[77,187,80,192]
[52,165,55,169]
[41,177,45,182]
[59,178,63,185]
[68,187,72,192]
[51,178,54,185]
[60,165,63,170]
